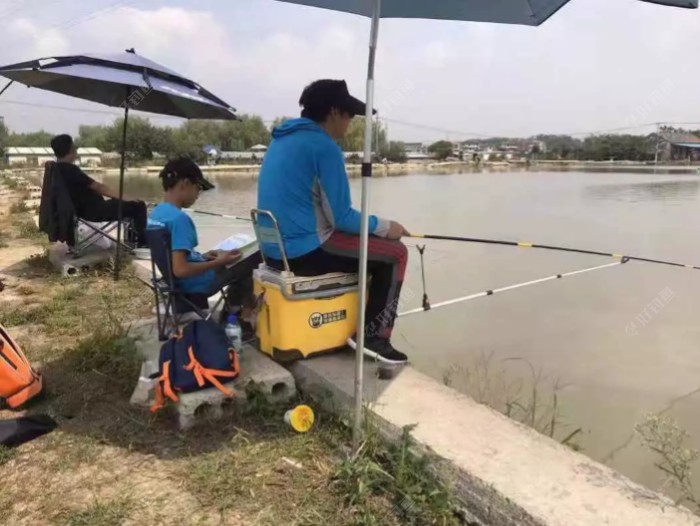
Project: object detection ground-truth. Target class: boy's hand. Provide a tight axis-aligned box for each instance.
[216,249,242,267]
[204,250,220,260]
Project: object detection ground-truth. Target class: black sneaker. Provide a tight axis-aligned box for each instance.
[350,336,408,365]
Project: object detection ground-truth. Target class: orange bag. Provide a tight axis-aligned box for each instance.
[0,325,43,409]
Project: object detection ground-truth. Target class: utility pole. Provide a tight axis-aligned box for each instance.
[654,122,661,173]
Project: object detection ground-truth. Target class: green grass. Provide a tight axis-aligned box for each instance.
[334,423,459,526]
[13,218,42,239]
[56,496,136,526]
[10,201,28,214]
[636,414,700,511]
[0,284,81,328]
[178,385,458,526]
[66,328,141,391]
[0,304,47,327]
[25,249,54,273]
[0,444,15,466]
[1,177,20,190]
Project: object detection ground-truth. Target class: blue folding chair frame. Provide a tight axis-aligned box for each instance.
[145,227,228,341]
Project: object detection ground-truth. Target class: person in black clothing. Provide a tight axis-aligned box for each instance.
[50,134,148,245]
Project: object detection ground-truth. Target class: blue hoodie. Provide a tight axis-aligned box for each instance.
[257,118,389,260]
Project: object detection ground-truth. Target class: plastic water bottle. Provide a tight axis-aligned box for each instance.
[225,314,243,354]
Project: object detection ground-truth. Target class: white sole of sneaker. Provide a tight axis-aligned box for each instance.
[346,338,408,365]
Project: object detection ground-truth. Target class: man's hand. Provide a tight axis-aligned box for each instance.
[216,249,242,267]
[386,221,410,240]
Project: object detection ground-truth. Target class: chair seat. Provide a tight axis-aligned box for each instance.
[287,272,359,294]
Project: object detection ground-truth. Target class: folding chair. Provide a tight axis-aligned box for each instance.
[146,227,230,341]
[39,161,135,258]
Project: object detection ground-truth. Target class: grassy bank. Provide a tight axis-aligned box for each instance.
[0,175,462,526]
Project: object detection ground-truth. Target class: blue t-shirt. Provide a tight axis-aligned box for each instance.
[148,203,216,293]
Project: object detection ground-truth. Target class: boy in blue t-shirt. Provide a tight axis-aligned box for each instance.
[148,157,260,312]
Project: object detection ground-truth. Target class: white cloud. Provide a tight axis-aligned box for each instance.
[7,18,70,57]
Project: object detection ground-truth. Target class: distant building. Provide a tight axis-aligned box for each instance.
[403,142,431,160]
[219,151,261,163]
[78,147,102,166]
[5,147,54,166]
[658,132,700,161]
[4,146,103,166]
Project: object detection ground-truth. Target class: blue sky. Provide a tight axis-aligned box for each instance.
[1,0,699,141]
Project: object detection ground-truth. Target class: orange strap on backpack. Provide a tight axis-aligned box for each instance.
[184,346,240,398]
[150,361,178,413]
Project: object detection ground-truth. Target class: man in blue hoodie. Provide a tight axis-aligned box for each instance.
[258,79,410,364]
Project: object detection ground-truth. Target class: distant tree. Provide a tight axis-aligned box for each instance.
[76,124,112,151]
[380,141,407,163]
[340,117,387,153]
[428,140,453,161]
[270,116,294,131]
[103,116,160,160]
[7,130,53,147]
[222,114,271,150]
[0,119,8,151]
[533,134,582,160]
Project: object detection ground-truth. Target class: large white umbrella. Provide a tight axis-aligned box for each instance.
[274,0,698,448]
[0,49,237,280]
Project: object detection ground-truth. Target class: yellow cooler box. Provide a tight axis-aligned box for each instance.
[254,267,359,362]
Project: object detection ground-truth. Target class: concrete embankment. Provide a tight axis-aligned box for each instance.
[290,353,700,526]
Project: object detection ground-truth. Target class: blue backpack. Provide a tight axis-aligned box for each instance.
[151,320,241,412]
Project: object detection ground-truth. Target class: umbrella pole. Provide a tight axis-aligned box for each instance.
[353,0,381,453]
[114,92,130,281]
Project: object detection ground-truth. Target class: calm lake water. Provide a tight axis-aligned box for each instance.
[110,170,700,493]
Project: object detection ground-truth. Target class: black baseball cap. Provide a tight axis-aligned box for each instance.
[299,79,377,117]
[160,157,214,191]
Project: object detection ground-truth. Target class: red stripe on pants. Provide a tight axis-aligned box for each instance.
[322,232,408,339]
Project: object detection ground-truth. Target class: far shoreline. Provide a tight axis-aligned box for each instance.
[8,159,700,182]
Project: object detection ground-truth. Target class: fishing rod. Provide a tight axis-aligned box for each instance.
[411,234,700,271]
[398,259,629,318]
[185,209,252,222]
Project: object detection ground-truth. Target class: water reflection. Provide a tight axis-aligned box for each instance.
[584,180,700,203]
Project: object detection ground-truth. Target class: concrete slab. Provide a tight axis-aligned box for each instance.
[48,243,112,277]
[129,319,296,429]
[290,354,700,526]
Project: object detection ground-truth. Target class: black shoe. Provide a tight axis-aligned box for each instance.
[351,336,408,365]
